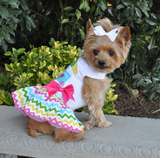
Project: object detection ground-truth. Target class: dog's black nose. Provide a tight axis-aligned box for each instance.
[98,60,106,67]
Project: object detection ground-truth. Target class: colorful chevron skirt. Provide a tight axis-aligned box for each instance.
[11,86,84,133]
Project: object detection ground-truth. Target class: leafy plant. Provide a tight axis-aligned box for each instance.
[112,26,160,100]
[0,89,13,105]
[5,40,80,88]
[57,3,85,46]
[0,0,35,52]
[106,0,160,100]
[1,0,160,103]
[1,40,81,105]
[0,73,14,105]
[0,0,110,58]
[103,83,118,115]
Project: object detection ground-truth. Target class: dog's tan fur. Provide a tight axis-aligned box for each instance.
[26,18,131,142]
[81,18,131,129]
[27,116,87,142]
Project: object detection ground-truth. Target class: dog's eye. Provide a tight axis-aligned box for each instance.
[93,50,99,56]
[108,50,115,56]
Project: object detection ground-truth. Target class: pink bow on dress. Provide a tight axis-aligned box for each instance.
[43,80,75,105]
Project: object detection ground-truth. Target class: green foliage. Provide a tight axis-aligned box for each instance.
[0,89,13,105]
[0,0,159,52]
[0,73,14,105]
[0,0,35,52]
[112,26,160,100]
[0,0,160,102]
[103,83,118,115]
[5,40,80,88]
[106,0,160,100]
[0,73,13,91]
[0,40,80,105]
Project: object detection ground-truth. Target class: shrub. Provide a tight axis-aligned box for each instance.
[0,73,14,105]
[0,0,35,52]
[107,0,160,100]
[5,40,80,88]
[1,0,160,101]
[112,26,160,100]
[103,83,118,115]
[0,40,80,105]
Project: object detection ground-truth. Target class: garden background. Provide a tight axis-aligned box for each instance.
[0,0,160,118]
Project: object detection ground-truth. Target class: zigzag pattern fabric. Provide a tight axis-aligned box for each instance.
[11,86,84,133]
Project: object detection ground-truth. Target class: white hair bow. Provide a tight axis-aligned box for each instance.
[94,26,120,42]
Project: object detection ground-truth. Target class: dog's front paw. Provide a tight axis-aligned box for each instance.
[97,120,112,128]
[82,120,96,130]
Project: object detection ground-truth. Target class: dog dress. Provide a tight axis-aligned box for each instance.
[11,57,106,133]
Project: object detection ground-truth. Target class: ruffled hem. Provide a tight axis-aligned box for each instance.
[21,110,84,133]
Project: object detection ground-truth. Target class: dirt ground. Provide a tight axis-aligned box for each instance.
[114,83,160,119]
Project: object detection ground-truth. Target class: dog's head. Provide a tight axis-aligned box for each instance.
[82,18,131,74]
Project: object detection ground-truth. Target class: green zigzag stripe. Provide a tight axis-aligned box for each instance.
[31,99,78,121]
[22,88,30,102]
[79,123,83,126]
[31,98,60,113]
[57,113,76,121]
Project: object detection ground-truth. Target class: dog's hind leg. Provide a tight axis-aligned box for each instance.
[54,128,87,143]
[26,117,86,142]
[26,116,55,137]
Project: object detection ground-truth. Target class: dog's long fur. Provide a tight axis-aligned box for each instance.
[81,18,131,129]
[27,116,86,142]
[27,18,131,142]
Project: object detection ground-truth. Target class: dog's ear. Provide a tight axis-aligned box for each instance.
[87,19,94,33]
[119,26,131,43]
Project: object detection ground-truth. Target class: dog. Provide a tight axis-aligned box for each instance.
[12,18,131,142]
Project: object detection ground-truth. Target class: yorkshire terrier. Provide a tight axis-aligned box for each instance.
[12,18,131,142]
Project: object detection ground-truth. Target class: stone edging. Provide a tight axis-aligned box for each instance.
[0,106,160,158]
